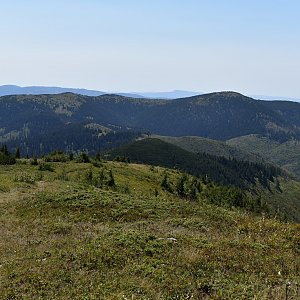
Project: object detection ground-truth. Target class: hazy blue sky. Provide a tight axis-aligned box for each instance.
[1,0,300,96]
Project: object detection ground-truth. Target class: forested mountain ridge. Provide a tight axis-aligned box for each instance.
[260,100,300,127]
[141,92,300,140]
[151,135,263,163]
[109,138,285,190]
[1,91,300,156]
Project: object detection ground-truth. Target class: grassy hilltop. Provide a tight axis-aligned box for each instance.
[0,160,299,299]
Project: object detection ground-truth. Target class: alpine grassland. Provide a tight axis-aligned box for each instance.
[0,159,299,299]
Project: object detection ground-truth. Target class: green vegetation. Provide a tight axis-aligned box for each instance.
[44,150,69,162]
[260,178,300,222]
[109,138,285,190]
[15,147,20,159]
[0,160,299,299]
[227,135,300,178]
[152,135,262,162]
[0,90,300,298]
[1,91,300,156]
[0,144,16,165]
[39,163,55,172]
[76,152,91,163]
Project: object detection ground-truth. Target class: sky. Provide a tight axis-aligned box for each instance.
[1,0,300,97]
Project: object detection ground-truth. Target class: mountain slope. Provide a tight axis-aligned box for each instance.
[228,135,300,178]
[152,135,262,162]
[75,92,300,141]
[261,100,300,127]
[132,92,300,140]
[1,161,299,299]
[109,138,284,190]
[0,93,144,155]
[1,91,300,156]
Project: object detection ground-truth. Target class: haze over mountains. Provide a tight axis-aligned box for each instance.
[0,85,200,99]
[250,94,300,102]
[1,85,300,101]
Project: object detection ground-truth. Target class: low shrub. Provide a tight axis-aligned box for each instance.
[44,150,68,162]
[0,152,16,165]
[30,158,38,165]
[76,152,90,163]
[38,163,54,172]
[14,173,40,184]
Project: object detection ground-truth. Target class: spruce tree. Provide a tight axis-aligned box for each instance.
[1,144,9,156]
[107,170,116,187]
[161,173,172,192]
[176,174,187,198]
[97,169,105,188]
[15,148,20,159]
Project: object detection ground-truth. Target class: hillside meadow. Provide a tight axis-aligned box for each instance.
[0,160,299,299]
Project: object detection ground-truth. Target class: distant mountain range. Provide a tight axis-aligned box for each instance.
[0,90,299,147]
[1,91,300,141]
[1,85,300,101]
[0,85,200,99]
[137,90,201,99]
[250,95,300,102]
[0,85,106,97]
[1,90,300,178]
[0,85,144,98]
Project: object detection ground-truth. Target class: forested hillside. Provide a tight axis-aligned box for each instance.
[1,92,300,157]
[152,135,262,162]
[228,135,300,178]
[109,138,284,190]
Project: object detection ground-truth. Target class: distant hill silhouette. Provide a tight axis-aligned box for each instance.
[0,85,199,99]
[138,90,201,99]
[0,85,106,97]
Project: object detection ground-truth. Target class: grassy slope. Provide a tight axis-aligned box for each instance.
[0,161,299,299]
[152,134,262,162]
[260,178,300,222]
[227,135,300,178]
[110,138,300,221]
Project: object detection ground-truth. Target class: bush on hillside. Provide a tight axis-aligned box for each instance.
[0,152,16,165]
[44,150,68,162]
[76,152,90,163]
[38,163,55,172]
